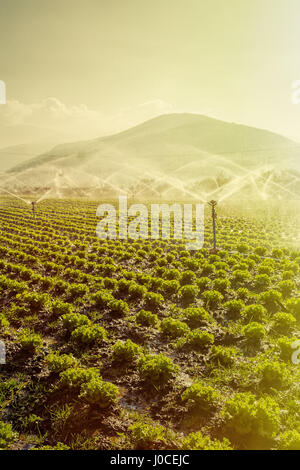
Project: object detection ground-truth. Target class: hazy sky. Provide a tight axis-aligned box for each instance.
[1,0,300,143]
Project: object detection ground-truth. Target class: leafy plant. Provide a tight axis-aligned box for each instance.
[138,353,179,386]
[277,430,300,450]
[136,309,158,327]
[61,313,91,331]
[109,299,129,317]
[272,312,296,334]
[181,431,232,450]
[201,290,223,309]
[144,292,164,311]
[18,329,43,353]
[79,378,118,408]
[129,421,165,448]
[179,285,199,305]
[186,329,214,349]
[161,317,189,338]
[223,299,245,319]
[243,322,266,343]
[222,392,280,438]
[181,383,220,413]
[183,307,210,327]
[210,345,238,367]
[242,304,267,323]
[71,324,107,345]
[60,367,100,389]
[46,352,78,373]
[112,339,142,362]
[0,421,18,449]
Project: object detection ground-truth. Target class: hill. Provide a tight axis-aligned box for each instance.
[3,113,300,201]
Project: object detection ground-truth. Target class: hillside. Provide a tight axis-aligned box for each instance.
[3,113,300,201]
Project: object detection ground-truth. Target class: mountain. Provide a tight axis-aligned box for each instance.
[0,142,61,172]
[2,113,300,202]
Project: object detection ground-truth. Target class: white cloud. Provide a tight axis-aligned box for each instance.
[0,97,175,145]
[0,97,104,134]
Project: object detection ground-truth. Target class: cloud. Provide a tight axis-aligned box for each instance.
[0,97,104,133]
[0,97,175,143]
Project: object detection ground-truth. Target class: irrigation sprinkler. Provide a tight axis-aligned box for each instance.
[208,200,219,253]
[31,201,36,218]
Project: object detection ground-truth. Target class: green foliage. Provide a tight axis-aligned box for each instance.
[210,345,238,367]
[181,383,220,413]
[254,274,271,291]
[71,324,107,345]
[186,329,214,349]
[272,312,296,334]
[243,322,266,342]
[68,283,89,299]
[18,329,43,353]
[128,282,147,300]
[179,285,199,305]
[242,304,267,322]
[2,198,300,450]
[129,421,165,448]
[79,378,118,408]
[183,307,210,327]
[277,280,295,298]
[45,352,78,373]
[93,289,114,308]
[17,291,50,311]
[181,431,232,450]
[109,299,129,317]
[0,421,18,449]
[236,287,250,301]
[61,313,91,331]
[259,290,282,313]
[195,277,211,292]
[144,292,164,311]
[257,360,288,388]
[223,299,245,319]
[222,392,280,437]
[161,317,189,338]
[286,297,300,321]
[52,300,73,317]
[136,309,158,327]
[112,339,142,362]
[277,336,298,362]
[180,270,196,285]
[162,279,180,296]
[0,313,9,329]
[201,290,223,309]
[60,367,100,389]
[138,353,179,386]
[254,246,267,256]
[37,442,70,450]
[213,277,231,293]
[277,430,300,450]
[232,269,251,285]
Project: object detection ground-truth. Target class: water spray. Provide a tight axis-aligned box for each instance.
[0,187,30,204]
[208,200,219,253]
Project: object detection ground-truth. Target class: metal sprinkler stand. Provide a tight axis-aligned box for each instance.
[31,201,36,219]
[208,200,219,254]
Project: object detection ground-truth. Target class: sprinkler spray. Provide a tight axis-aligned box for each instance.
[208,200,219,254]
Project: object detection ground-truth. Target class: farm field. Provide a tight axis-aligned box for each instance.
[0,196,300,450]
